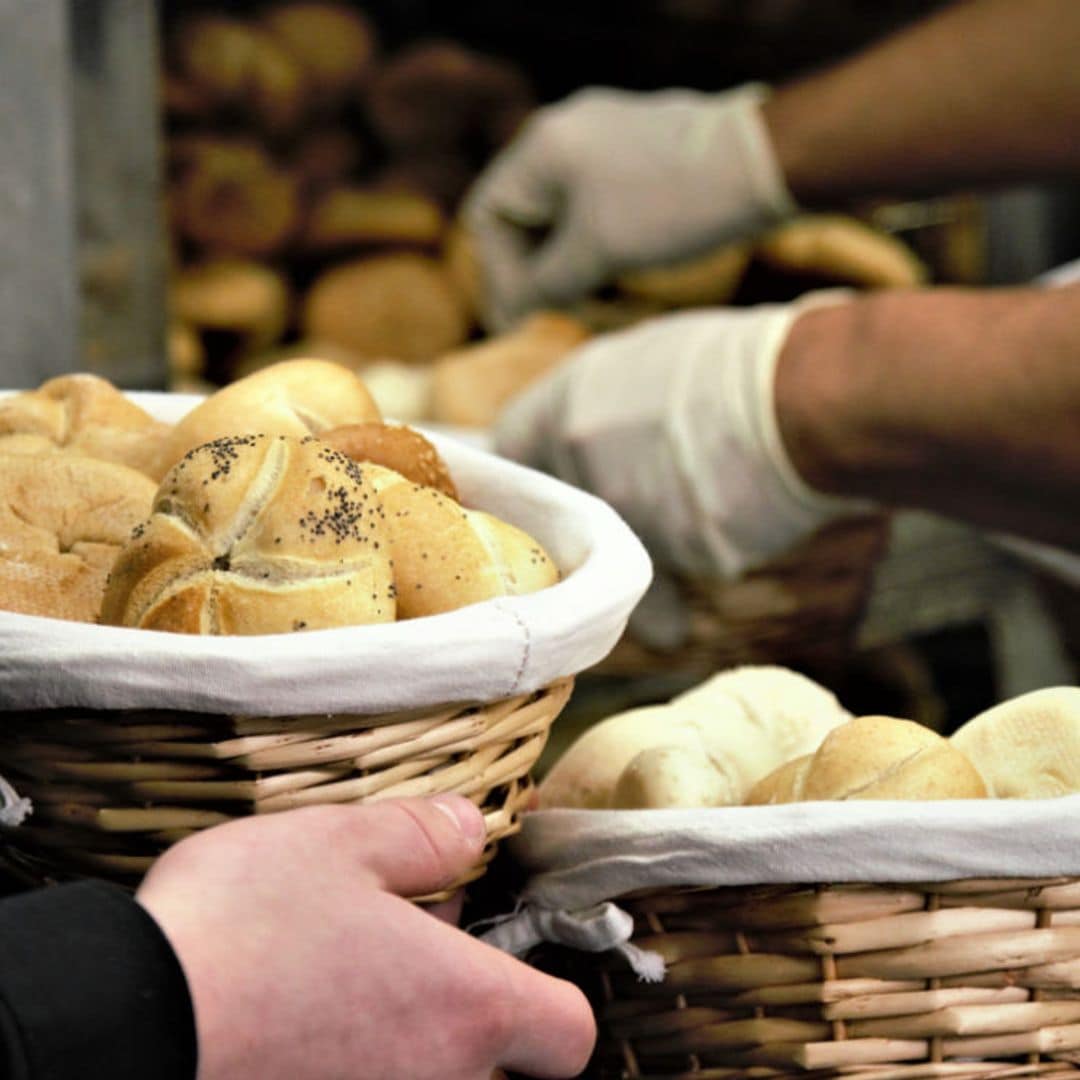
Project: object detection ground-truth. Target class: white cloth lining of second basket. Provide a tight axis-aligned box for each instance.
[479,797,1080,981]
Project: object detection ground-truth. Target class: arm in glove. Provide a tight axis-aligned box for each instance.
[465,83,796,330]
[494,297,865,585]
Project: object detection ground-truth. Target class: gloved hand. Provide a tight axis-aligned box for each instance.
[494,297,869,586]
[464,83,797,330]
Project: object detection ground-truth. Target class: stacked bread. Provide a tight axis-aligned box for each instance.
[541,668,1080,808]
[0,359,559,631]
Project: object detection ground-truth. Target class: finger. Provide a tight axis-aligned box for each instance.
[490,950,596,1078]
[352,795,487,899]
[424,889,466,926]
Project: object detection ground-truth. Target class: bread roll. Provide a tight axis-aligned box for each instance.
[746,715,987,804]
[355,360,433,423]
[171,259,291,357]
[951,687,1080,797]
[302,254,470,364]
[539,665,851,810]
[0,453,156,622]
[320,422,458,499]
[261,2,378,109]
[754,215,929,289]
[362,464,558,619]
[171,15,309,135]
[616,243,751,307]
[0,373,173,480]
[101,435,395,634]
[301,187,445,253]
[164,358,381,469]
[431,313,590,428]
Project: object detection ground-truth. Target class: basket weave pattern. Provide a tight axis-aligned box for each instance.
[553,878,1080,1079]
[0,678,573,896]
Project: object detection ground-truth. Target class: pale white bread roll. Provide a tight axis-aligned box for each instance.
[163,358,381,471]
[951,687,1080,797]
[0,373,173,480]
[362,463,559,619]
[356,359,433,423]
[539,665,852,810]
[0,452,157,622]
[430,312,590,429]
[100,434,395,634]
[746,715,987,804]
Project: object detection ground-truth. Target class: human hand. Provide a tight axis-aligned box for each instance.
[137,796,596,1080]
[494,299,867,585]
[464,83,795,330]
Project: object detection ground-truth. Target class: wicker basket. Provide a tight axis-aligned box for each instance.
[0,678,573,898]
[536,877,1080,1078]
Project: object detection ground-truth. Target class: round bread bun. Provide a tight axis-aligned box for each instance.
[0,373,173,480]
[301,253,470,364]
[540,665,851,810]
[171,258,291,357]
[261,2,378,109]
[363,463,559,619]
[616,242,752,307]
[320,422,457,499]
[301,187,445,254]
[746,715,987,803]
[164,358,382,469]
[0,452,157,622]
[951,687,1080,798]
[101,435,395,634]
[430,312,590,428]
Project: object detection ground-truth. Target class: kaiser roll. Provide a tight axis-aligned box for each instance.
[320,422,458,499]
[100,435,395,634]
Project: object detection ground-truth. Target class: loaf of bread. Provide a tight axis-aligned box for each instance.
[0,374,173,480]
[430,312,590,428]
[361,463,558,619]
[746,715,987,804]
[101,435,395,634]
[302,254,470,364]
[163,358,382,469]
[320,422,458,498]
[540,666,852,810]
[951,687,1080,797]
[0,452,157,622]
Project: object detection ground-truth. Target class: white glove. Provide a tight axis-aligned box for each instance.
[494,298,868,584]
[464,83,797,330]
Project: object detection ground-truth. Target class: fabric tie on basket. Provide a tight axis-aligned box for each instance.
[479,901,666,983]
[482,798,1080,979]
[0,773,31,827]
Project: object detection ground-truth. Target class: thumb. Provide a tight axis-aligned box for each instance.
[355,795,488,899]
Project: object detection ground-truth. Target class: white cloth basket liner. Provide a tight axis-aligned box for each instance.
[0,391,653,716]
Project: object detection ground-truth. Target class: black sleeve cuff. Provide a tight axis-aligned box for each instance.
[0,879,197,1080]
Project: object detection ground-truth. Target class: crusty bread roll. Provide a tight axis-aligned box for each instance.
[101,435,395,634]
[951,687,1080,797]
[362,464,558,619]
[540,665,851,810]
[301,187,445,254]
[171,258,291,357]
[430,312,590,428]
[754,215,929,289]
[302,253,470,364]
[261,2,378,109]
[746,715,987,804]
[0,374,173,480]
[320,422,458,499]
[171,14,309,136]
[164,358,382,469]
[0,453,156,622]
[171,139,300,258]
[616,243,752,307]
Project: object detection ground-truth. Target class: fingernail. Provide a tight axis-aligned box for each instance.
[432,794,486,845]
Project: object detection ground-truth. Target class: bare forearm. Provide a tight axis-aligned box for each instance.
[763,0,1080,206]
[777,282,1080,548]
